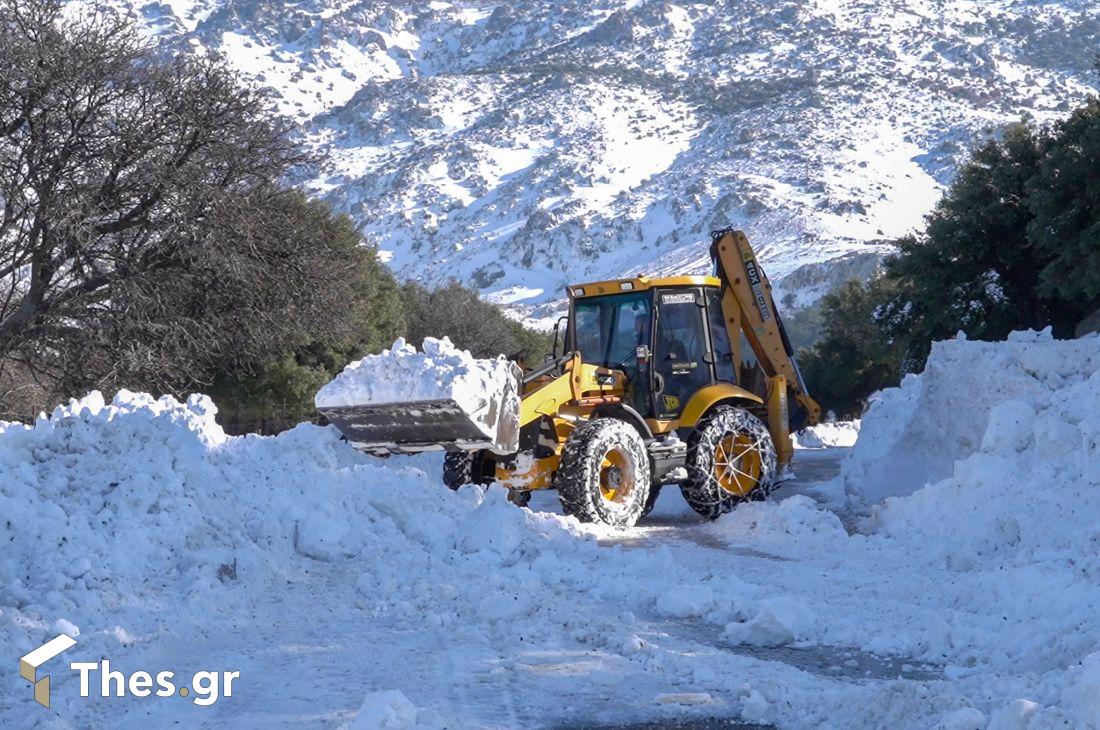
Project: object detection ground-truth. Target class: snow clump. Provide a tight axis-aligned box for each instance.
[793,419,860,449]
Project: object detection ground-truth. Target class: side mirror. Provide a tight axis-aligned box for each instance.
[551,315,568,359]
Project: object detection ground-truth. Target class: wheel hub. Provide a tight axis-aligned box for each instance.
[713,433,762,496]
[599,447,634,503]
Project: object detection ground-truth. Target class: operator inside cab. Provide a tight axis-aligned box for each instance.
[652,291,710,418]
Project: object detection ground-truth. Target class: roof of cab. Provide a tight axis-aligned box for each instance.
[566,275,720,298]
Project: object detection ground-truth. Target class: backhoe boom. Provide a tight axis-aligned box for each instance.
[710,229,822,464]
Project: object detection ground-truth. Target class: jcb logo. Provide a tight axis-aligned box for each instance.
[662,395,680,411]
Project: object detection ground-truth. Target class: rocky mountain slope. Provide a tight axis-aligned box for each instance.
[89,0,1097,318]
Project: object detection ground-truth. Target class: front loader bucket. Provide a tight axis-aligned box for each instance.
[318,375,520,456]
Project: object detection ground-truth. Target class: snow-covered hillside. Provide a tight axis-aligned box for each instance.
[81,0,1096,314]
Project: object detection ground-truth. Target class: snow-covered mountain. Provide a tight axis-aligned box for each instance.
[89,0,1097,318]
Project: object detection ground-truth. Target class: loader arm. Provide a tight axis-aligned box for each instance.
[710,229,822,463]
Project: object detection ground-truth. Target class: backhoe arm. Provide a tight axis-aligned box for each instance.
[710,229,822,463]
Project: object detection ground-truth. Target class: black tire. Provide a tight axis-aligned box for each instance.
[443,451,477,491]
[508,490,532,508]
[642,483,662,517]
[556,419,652,527]
[680,406,777,519]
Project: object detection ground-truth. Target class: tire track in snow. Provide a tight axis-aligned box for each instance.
[588,448,943,685]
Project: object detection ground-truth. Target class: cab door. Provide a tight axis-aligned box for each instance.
[652,288,713,419]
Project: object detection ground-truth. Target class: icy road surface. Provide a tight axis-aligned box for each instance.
[68,448,939,729]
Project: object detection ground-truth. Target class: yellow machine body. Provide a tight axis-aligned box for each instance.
[323,229,821,522]
[487,230,820,494]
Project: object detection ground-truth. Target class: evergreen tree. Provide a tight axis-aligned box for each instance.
[883,125,1049,363]
[802,101,1100,415]
[209,200,407,423]
[401,282,553,362]
[1028,99,1100,305]
[799,278,904,418]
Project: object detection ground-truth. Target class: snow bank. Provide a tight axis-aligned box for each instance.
[807,328,1100,704]
[724,596,817,647]
[842,329,1098,505]
[862,331,1100,561]
[0,390,466,627]
[793,419,860,449]
[708,494,849,551]
[678,329,1100,726]
[0,388,763,725]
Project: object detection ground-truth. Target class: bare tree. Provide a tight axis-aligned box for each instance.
[0,0,352,399]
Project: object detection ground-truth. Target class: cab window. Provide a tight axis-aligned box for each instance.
[705,287,737,383]
[571,291,652,368]
[654,289,711,418]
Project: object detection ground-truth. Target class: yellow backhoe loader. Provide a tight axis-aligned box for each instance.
[319,230,821,527]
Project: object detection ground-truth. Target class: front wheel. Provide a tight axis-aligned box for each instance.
[556,419,652,527]
[508,489,532,508]
[680,407,777,519]
[443,451,482,490]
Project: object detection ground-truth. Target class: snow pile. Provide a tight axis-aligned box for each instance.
[864,331,1100,559]
[813,329,1100,693]
[0,388,765,726]
[1062,654,1100,725]
[793,419,860,449]
[314,337,520,450]
[315,337,517,410]
[708,494,849,553]
[692,331,1100,725]
[842,329,1098,504]
[349,690,423,730]
[0,391,231,618]
[655,584,715,619]
[0,390,450,623]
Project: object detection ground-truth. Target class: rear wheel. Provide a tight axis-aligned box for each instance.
[681,406,776,519]
[556,419,652,527]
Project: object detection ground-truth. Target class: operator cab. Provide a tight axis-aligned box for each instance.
[565,276,742,420]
